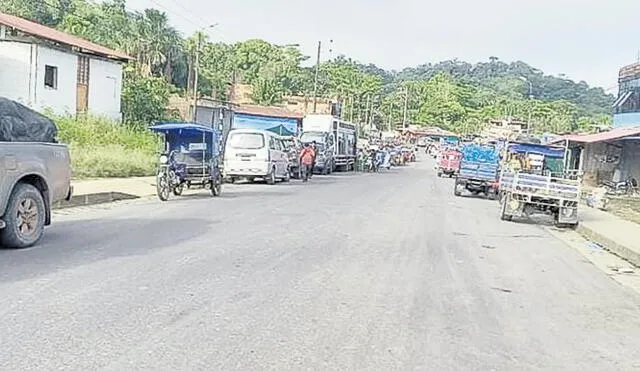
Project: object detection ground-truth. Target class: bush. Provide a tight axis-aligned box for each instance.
[52,114,160,179]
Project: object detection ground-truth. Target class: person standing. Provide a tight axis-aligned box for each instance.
[299,143,315,182]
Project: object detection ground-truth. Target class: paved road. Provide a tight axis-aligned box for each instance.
[2,156,640,370]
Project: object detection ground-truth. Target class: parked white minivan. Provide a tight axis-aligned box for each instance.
[223,129,290,184]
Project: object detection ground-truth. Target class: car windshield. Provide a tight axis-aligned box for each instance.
[300,132,325,144]
[228,132,265,149]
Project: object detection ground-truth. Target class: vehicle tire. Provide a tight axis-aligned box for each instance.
[283,168,291,182]
[211,175,222,197]
[500,197,513,221]
[156,173,171,201]
[173,183,184,196]
[322,166,328,175]
[266,168,276,185]
[0,183,46,249]
[487,189,497,200]
[453,182,462,197]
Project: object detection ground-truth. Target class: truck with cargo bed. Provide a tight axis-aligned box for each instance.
[0,97,73,248]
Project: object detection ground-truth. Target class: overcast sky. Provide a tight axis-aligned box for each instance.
[127,0,640,92]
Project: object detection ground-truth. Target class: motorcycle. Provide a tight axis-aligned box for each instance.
[601,177,638,196]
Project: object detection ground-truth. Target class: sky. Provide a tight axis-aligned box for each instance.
[127,0,640,93]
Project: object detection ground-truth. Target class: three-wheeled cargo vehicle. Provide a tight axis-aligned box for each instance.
[498,142,580,228]
[454,143,500,198]
[437,149,461,177]
[149,122,223,201]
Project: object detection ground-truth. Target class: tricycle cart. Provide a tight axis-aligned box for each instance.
[437,149,461,177]
[498,142,580,228]
[149,122,223,201]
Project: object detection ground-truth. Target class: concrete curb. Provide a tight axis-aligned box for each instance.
[52,192,148,210]
[576,224,640,268]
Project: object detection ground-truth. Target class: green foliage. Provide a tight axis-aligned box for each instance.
[53,114,159,178]
[3,0,617,167]
[121,65,173,127]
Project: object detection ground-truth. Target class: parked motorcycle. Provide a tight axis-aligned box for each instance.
[601,177,638,196]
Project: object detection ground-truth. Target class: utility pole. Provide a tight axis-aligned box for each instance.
[364,94,371,129]
[402,87,409,130]
[312,41,321,113]
[192,24,218,122]
[349,96,354,122]
[192,32,201,121]
[388,101,393,132]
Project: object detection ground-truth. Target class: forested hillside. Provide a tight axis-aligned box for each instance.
[1,0,614,133]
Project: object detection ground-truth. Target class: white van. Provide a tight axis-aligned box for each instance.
[223,129,290,184]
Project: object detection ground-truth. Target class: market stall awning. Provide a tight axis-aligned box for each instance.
[548,126,640,144]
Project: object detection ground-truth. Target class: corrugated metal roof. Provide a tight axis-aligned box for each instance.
[0,12,132,61]
[548,126,640,144]
[234,104,304,119]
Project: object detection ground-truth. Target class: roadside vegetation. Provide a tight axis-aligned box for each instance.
[606,197,640,225]
[53,114,159,179]
[1,0,616,177]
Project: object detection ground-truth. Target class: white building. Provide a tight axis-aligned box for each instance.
[0,12,132,121]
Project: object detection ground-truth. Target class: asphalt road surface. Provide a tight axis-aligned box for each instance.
[2,156,640,370]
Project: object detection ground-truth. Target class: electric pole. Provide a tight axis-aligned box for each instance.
[192,32,201,121]
[349,96,355,122]
[312,41,321,113]
[192,24,218,122]
[402,87,409,130]
[388,101,393,132]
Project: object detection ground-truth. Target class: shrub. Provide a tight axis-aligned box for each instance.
[52,114,160,179]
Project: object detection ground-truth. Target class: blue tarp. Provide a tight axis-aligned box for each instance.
[507,143,565,158]
[459,144,499,181]
[461,144,499,163]
[232,113,298,136]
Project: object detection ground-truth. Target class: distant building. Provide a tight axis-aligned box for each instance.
[0,12,132,120]
[613,61,640,128]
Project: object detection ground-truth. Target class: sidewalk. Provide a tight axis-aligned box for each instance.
[578,206,640,267]
[72,177,156,197]
[53,177,156,209]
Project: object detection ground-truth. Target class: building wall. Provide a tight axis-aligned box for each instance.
[0,41,33,105]
[613,112,640,128]
[620,140,640,181]
[35,44,77,114]
[88,58,123,121]
[0,41,124,120]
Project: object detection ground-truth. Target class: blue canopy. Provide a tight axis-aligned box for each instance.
[149,122,215,135]
[150,122,220,157]
[507,142,565,158]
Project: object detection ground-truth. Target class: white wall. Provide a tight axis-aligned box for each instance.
[88,58,123,121]
[35,45,77,115]
[0,41,32,105]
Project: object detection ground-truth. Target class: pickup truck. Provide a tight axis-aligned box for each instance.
[0,143,73,248]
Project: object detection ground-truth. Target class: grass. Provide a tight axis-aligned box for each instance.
[606,196,640,225]
[53,114,160,179]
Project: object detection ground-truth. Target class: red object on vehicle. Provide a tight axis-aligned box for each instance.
[438,149,461,175]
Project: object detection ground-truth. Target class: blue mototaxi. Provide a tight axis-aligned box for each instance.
[149,122,223,201]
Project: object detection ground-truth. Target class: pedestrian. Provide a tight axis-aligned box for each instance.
[299,143,315,182]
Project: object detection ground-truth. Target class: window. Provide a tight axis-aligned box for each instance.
[44,65,58,89]
[228,132,265,149]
